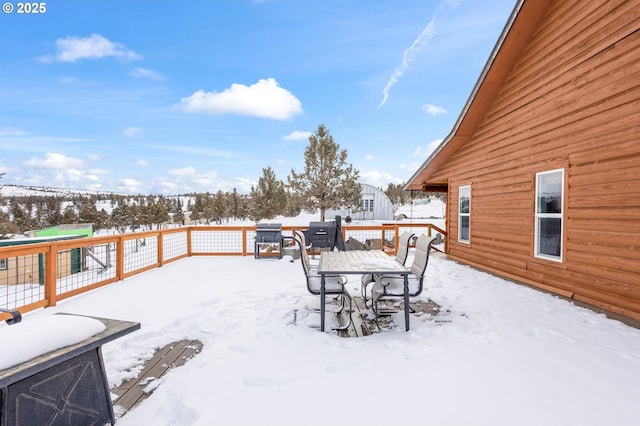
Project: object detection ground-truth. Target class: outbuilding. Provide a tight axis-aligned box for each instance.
[326,183,394,221]
[0,234,86,285]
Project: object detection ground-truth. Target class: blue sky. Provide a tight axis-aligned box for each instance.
[0,0,516,195]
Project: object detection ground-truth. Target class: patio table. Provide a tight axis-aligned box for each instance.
[318,250,412,332]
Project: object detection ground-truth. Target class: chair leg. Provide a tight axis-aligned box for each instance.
[331,291,353,331]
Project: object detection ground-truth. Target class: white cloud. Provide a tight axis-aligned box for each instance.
[154,169,254,195]
[398,139,444,172]
[422,104,447,115]
[145,144,240,159]
[130,67,164,80]
[135,159,150,167]
[178,78,303,120]
[415,138,443,158]
[58,77,78,84]
[122,127,143,137]
[24,152,84,169]
[400,161,422,172]
[364,154,375,162]
[168,166,197,176]
[282,130,311,141]
[0,127,29,136]
[160,181,179,192]
[119,178,141,193]
[88,168,110,176]
[378,19,436,110]
[61,169,100,183]
[377,0,463,109]
[359,170,404,188]
[40,34,142,63]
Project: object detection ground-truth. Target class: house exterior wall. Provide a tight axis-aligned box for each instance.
[431,0,640,320]
[0,250,74,285]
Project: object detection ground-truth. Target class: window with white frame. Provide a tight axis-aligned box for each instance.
[362,198,374,212]
[458,185,471,243]
[0,258,7,270]
[535,169,564,261]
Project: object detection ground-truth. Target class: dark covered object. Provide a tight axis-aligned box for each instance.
[304,216,346,251]
[0,315,140,426]
[255,223,283,258]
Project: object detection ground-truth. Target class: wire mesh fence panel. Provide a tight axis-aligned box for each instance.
[191,229,246,254]
[246,230,257,255]
[0,253,45,309]
[0,223,445,314]
[123,235,159,274]
[397,224,446,252]
[162,231,188,261]
[343,229,390,251]
[56,243,118,298]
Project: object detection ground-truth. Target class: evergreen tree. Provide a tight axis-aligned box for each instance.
[190,194,205,224]
[287,124,361,221]
[147,201,169,229]
[9,199,36,232]
[250,167,287,222]
[62,205,78,224]
[0,174,19,237]
[211,190,229,223]
[110,203,130,233]
[78,204,108,232]
[229,189,240,219]
[173,198,185,225]
[0,209,19,238]
[385,182,412,206]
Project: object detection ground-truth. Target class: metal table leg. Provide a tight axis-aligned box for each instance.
[404,274,410,331]
[320,274,326,332]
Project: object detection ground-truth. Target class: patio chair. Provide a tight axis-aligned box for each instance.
[360,231,415,304]
[371,234,436,318]
[294,230,352,330]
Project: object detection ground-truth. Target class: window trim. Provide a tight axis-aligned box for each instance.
[534,168,564,262]
[458,185,471,244]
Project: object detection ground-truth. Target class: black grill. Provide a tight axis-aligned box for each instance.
[255,223,283,258]
[305,217,346,252]
[306,221,336,249]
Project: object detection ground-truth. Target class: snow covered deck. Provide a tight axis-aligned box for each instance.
[8,254,640,425]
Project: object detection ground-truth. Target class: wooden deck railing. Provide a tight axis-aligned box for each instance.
[0,223,445,320]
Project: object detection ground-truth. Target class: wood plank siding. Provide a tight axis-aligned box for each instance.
[407,0,640,321]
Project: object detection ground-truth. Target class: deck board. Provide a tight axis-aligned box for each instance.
[335,291,442,337]
[111,339,203,416]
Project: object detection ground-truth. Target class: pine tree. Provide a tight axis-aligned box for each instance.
[287,124,361,221]
[173,198,185,225]
[0,174,18,237]
[190,194,205,224]
[0,174,19,237]
[250,167,287,222]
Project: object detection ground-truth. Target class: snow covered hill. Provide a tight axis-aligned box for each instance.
[0,184,117,198]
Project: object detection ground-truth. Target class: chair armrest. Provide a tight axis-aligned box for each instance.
[308,273,348,286]
[0,307,22,325]
[377,273,410,287]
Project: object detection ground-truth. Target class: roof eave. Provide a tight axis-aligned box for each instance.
[404,0,540,192]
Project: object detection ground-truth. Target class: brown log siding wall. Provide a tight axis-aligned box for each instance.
[433,0,640,319]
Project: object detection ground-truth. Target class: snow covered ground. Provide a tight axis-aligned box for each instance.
[4,249,640,425]
[2,197,640,425]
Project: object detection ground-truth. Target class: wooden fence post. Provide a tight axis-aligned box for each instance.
[44,246,57,307]
[116,237,124,281]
